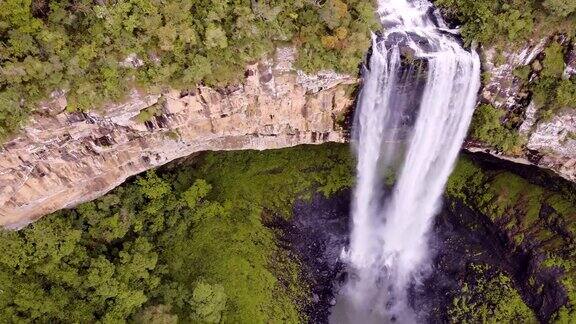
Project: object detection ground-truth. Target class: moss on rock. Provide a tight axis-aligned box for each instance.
[447,156,576,321]
[448,263,537,323]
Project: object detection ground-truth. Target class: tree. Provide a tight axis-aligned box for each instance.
[182,179,212,209]
[321,35,338,49]
[137,171,171,200]
[542,41,565,78]
[157,24,177,51]
[544,0,576,18]
[182,55,212,85]
[204,24,228,49]
[0,89,26,139]
[190,281,227,323]
[0,0,376,139]
[319,0,350,30]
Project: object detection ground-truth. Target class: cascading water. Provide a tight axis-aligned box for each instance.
[332,0,480,322]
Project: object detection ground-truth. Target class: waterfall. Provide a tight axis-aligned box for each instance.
[332,0,481,322]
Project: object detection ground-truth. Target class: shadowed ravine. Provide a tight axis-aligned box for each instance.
[285,152,571,323]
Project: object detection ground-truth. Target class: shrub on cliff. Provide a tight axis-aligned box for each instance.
[468,104,523,154]
[437,0,575,46]
[530,41,576,119]
[542,41,566,78]
[448,264,537,323]
[0,0,377,140]
[544,0,576,18]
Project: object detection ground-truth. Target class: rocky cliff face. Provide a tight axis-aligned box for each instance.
[0,48,355,228]
[4,35,576,229]
[467,38,576,181]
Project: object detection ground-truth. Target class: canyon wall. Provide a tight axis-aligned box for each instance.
[3,37,576,228]
[0,48,355,228]
[466,38,576,181]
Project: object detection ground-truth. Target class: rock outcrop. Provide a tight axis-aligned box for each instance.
[479,39,547,109]
[0,48,356,228]
[466,39,576,182]
[524,110,576,179]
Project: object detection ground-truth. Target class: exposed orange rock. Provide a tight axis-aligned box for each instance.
[0,48,356,228]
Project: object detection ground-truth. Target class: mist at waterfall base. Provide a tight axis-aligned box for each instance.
[329,0,481,322]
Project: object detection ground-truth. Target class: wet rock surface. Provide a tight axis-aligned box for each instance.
[415,198,566,323]
[284,155,571,323]
[281,191,351,323]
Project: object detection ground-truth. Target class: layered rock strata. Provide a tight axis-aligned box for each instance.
[467,39,576,182]
[0,48,355,228]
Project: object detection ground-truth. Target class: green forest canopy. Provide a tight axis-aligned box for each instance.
[0,0,378,140]
[437,0,576,45]
[0,144,354,323]
[2,144,575,322]
[439,0,576,139]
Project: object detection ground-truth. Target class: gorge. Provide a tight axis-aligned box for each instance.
[0,0,575,323]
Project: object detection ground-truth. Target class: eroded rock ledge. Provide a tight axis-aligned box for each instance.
[467,39,576,182]
[0,48,356,228]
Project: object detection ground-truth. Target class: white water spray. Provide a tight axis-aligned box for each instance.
[333,0,480,322]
